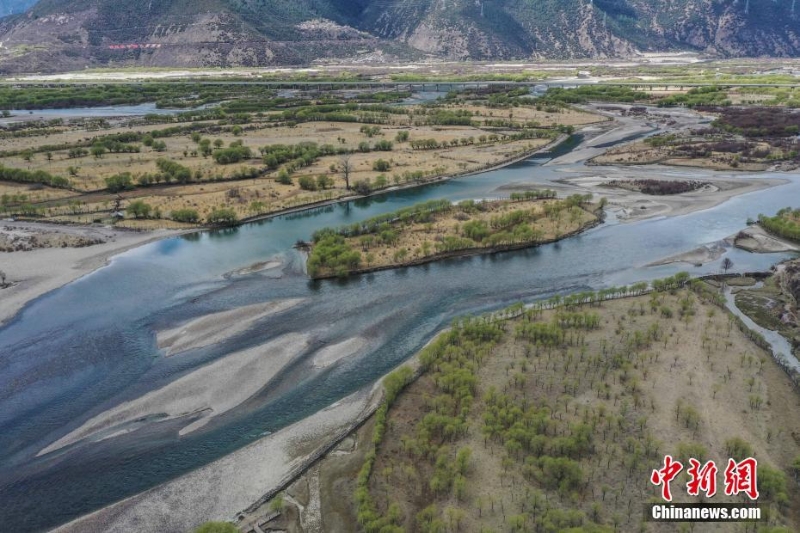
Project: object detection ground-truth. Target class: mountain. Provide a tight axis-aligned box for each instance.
[0,0,799,73]
[0,0,36,17]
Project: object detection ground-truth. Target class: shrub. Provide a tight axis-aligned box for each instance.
[298,175,317,191]
[105,173,135,192]
[171,208,199,223]
[372,159,391,172]
[207,207,238,226]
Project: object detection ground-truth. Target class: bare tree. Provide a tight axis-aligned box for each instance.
[721,257,733,274]
[339,154,354,191]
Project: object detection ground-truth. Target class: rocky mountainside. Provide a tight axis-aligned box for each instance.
[1,0,799,72]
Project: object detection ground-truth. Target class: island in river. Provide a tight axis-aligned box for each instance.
[306,192,603,279]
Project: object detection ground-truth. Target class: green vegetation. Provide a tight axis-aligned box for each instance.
[193,522,238,533]
[759,207,800,242]
[307,234,362,278]
[261,142,340,171]
[0,165,70,189]
[0,83,276,110]
[308,195,598,278]
[207,208,238,226]
[155,158,193,184]
[126,200,152,219]
[539,86,648,105]
[657,86,731,108]
[351,275,799,532]
[212,142,253,164]
[170,208,200,223]
[104,173,135,192]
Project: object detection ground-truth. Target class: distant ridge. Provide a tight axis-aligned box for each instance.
[1,0,799,73]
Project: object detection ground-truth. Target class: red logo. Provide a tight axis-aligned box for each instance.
[651,456,759,501]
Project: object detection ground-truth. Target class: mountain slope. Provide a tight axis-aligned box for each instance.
[0,0,799,73]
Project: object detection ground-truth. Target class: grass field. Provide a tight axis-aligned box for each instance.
[0,96,603,228]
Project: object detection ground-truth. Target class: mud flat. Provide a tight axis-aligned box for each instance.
[156,298,306,356]
[38,332,311,456]
[0,222,183,326]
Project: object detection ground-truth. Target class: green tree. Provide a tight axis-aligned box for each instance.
[207,208,238,226]
[171,208,200,223]
[126,200,152,219]
[105,173,135,193]
[373,159,391,172]
[298,175,317,191]
[194,522,238,533]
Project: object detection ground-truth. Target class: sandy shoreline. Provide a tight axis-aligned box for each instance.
[52,385,382,533]
[0,222,186,326]
[557,174,789,223]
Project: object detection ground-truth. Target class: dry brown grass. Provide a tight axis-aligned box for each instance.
[339,199,598,272]
[1,103,603,227]
[593,140,775,172]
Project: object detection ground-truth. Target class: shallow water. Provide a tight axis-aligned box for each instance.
[0,141,798,531]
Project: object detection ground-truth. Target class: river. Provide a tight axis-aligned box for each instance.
[0,131,798,532]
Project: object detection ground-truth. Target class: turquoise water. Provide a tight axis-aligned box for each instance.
[0,148,797,531]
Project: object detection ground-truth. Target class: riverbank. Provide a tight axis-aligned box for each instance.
[0,132,574,329]
[53,384,384,533]
[556,173,788,223]
[264,279,800,532]
[732,224,800,254]
[0,221,185,326]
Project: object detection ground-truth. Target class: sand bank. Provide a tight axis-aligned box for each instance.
[730,225,800,254]
[38,332,310,456]
[157,298,306,357]
[558,174,788,223]
[52,386,380,533]
[0,222,183,326]
[648,242,728,267]
[311,337,369,369]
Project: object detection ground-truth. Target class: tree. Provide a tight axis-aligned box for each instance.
[721,257,733,274]
[105,173,135,193]
[298,175,317,191]
[373,159,391,172]
[339,155,354,190]
[194,523,238,533]
[0,269,7,288]
[171,208,199,223]
[126,200,152,219]
[207,207,238,226]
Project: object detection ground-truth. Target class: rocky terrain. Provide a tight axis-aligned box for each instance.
[1,0,800,72]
